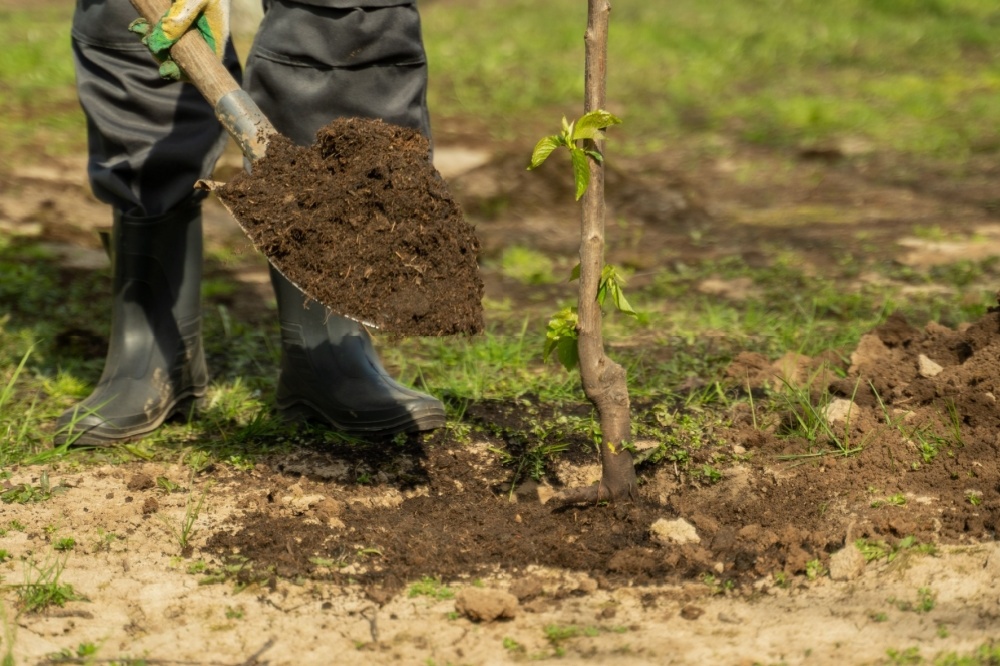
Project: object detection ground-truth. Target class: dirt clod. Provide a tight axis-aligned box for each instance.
[217,118,484,336]
[680,605,705,620]
[126,473,154,491]
[454,587,519,622]
[828,545,866,581]
[141,496,158,514]
[509,576,545,602]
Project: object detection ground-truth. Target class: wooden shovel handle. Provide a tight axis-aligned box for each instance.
[129,0,238,108]
[128,0,276,161]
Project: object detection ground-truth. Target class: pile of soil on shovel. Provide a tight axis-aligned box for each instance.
[217,118,484,336]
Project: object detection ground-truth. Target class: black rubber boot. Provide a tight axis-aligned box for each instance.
[270,266,446,436]
[55,202,207,446]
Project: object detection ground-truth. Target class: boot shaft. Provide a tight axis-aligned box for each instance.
[100,202,206,387]
[55,201,208,445]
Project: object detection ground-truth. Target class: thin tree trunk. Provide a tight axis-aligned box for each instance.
[564,0,637,503]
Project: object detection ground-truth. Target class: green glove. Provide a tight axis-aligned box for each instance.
[149,0,230,58]
[128,18,183,80]
[129,0,230,79]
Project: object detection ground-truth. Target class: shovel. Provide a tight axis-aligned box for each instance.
[127,0,484,336]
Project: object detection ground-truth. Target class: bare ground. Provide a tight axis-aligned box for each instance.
[3,133,1000,664]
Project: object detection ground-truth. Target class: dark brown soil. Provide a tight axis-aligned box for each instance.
[206,307,1000,599]
[217,118,484,336]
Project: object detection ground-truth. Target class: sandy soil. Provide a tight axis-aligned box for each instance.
[3,459,1000,665]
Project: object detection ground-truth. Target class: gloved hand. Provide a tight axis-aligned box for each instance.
[129,0,230,79]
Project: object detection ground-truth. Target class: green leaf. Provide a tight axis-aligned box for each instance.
[596,264,614,306]
[544,307,579,371]
[556,336,579,371]
[572,110,623,140]
[571,147,590,200]
[528,135,563,169]
[569,263,581,281]
[597,265,638,316]
[573,127,604,142]
[609,280,637,316]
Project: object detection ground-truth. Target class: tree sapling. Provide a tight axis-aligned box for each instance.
[528,0,637,503]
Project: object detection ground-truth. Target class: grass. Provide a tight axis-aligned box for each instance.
[11,556,85,614]
[3,3,999,165]
[855,536,937,563]
[773,376,866,458]
[0,345,42,466]
[0,231,994,485]
[491,439,571,498]
[0,6,83,159]
[422,0,1000,157]
[0,471,67,504]
[157,485,207,554]
[407,576,455,601]
[890,586,937,614]
[497,246,561,285]
[0,603,13,666]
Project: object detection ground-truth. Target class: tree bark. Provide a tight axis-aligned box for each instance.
[566,0,637,503]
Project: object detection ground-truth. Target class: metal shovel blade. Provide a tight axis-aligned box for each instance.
[196,179,381,329]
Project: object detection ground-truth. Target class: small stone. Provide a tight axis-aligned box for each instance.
[455,588,518,623]
[829,545,866,581]
[649,518,700,546]
[575,575,598,595]
[680,605,704,620]
[917,354,943,378]
[536,485,555,505]
[509,577,544,602]
[284,493,326,514]
[824,398,857,425]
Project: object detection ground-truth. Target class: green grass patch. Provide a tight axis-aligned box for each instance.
[407,576,455,600]
[11,556,85,613]
[423,0,1000,157]
[0,6,84,160]
[5,1,1000,162]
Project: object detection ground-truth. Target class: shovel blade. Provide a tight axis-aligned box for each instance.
[196,179,381,330]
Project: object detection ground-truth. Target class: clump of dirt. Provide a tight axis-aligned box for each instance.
[217,118,484,336]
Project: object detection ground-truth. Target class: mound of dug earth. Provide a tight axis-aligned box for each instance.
[217,118,484,337]
[203,308,1000,594]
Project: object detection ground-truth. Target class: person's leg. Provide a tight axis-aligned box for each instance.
[57,0,241,445]
[244,0,430,144]
[244,0,444,435]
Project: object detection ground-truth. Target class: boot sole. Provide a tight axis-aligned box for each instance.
[277,398,446,436]
[56,390,206,448]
